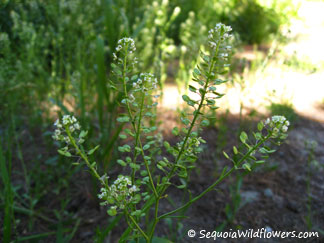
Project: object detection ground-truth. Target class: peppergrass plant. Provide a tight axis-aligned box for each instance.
[53,23,290,241]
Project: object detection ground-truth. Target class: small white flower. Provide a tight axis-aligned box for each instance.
[54,129,61,136]
[62,115,70,125]
[54,119,60,126]
[116,45,122,52]
[64,136,70,144]
[129,94,135,102]
[282,125,288,132]
[69,125,75,132]
[74,123,80,130]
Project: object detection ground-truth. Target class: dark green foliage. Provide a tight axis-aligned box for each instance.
[268,102,299,124]
[227,0,280,44]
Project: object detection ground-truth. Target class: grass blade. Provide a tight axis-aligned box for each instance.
[0,144,14,243]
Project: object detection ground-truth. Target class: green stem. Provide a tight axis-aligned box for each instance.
[148,199,159,241]
[158,133,271,220]
[65,128,101,181]
[131,93,145,183]
[125,210,149,241]
[121,50,158,198]
[156,43,220,201]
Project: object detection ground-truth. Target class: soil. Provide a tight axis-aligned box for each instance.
[5,111,324,243]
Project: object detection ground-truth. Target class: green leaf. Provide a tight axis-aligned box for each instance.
[107,208,117,216]
[158,161,167,167]
[163,141,170,149]
[242,163,251,171]
[176,184,186,189]
[182,95,190,102]
[117,116,130,123]
[119,134,127,139]
[257,121,264,131]
[256,160,265,164]
[132,194,141,204]
[260,148,275,154]
[193,68,201,75]
[117,160,126,166]
[189,85,197,93]
[180,117,190,125]
[123,145,131,152]
[157,165,165,171]
[131,210,142,217]
[233,146,238,154]
[88,145,100,155]
[201,119,210,127]
[266,149,276,153]
[199,88,206,95]
[143,144,150,150]
[206,99,215,105]
[202,54,210,63]
[140,170,148,176]
[223,151,230,159]
[58,149,72,157]
[240,131,248,143]
[79,130,88,138]
[254,132,262,140]
[130,163,140,170]
[172,127,179,136]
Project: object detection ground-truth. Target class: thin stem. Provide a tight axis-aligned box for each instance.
[158,43,220,196]
[125,210,149,241]
[158,133,271,220]
[131,93,145,183]
[65,128,101,180]
[121,51,158,198]
[148,199,159,241]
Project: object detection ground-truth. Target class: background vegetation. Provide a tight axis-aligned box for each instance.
[2,0,323,242]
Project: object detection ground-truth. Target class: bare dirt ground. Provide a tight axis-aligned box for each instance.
[178,114,324,243]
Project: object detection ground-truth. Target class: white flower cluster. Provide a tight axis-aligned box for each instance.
[115,37,136,54]
[132,73,158,92]
[208,23,232,61]
[265,115,290,138]
[112,38,138,67]
[177,136,202,156]
[52,115,83,144]
[98,175,139,210]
